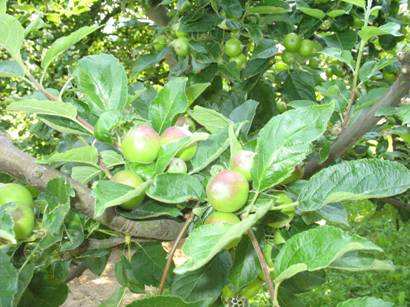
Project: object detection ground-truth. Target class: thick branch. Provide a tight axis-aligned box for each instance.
[0,133,183,241]
[304,54,410,178]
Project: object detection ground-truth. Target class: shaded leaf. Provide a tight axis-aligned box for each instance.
[0,13,24,60]
[0,60,24,78]
[337,296,393,307]
[189,106,230,133]
[40,146,98,166]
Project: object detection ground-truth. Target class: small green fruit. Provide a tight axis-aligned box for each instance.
[298,39,315,57]
[153,35,167,51]
[175,115,196,131]
[161,126,197,161]
[231,150,255,181]
[230,54,247,70]
[206,169,249,212]
[224,38,243,58]
[282,51,297,64]
[9,203,35,240]
[283,33,302,52]
[276,100,287,114]
[121,124,161,164]
[112,170,145,210]
[0,183,33,208]
[167,158,187,174]
[173,37,190,57]
[205,211,240,248]
[274,61,289,72]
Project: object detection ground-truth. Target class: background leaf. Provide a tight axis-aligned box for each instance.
[299,159,410,212]
[0,13,24,60]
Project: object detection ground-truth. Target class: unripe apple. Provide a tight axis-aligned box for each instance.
[206,169,249,212]
[175,115,196,131]
[8,203,35,240]
[167,158,187,174]
[205,211,240,249]
[161,126,197,161]
[121,124,161,164]
[231,150,255,181]
[224,37,243,58]
[0,183,33,208]
[112,170,145,210]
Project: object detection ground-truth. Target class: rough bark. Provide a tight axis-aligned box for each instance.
[0,133,183,241]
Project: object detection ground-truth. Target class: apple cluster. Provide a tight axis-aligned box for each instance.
[117,116,198,210]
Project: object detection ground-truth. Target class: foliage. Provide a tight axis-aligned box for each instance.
[0,0,409,306]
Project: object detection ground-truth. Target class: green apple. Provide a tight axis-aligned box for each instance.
[121,124,161,164]
[0,183,33,208]
[224,37,243,58]
[161,126,197,161]
[167,158,187,174]
[112,170,145,210]
[231,150,255,181]
[206,169,249,212]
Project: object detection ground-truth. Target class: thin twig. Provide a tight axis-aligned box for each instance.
[99,159,112,179]
[158,205,198,293]
[247,229,276,306]
[383,197,410,212]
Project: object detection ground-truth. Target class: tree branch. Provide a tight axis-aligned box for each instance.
[0,133,183,241]
[304,52,410,178]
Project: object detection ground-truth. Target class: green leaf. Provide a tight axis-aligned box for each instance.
[149,77,188,133]
[0,0,6,14]
[186,82,210,105]
[172,252,232,306]
[298,6,325,19]
[7,99,78,120]
[283,70,316,101]
[101,150,124,168]
[94,110,122,143]
[155,132,208,173]
[100,287,126,307]
[0,14,25,60]
[0,250,18,306]
[71,166,100,184]
[228,237,260,291]
[189,106,231,133]
[118,199,182,219]
[358,58,395,83]
[247,6,288,14]
[24,15,45,37]
[0,204,16,244]
[329,254,394,272]
[38,115,90,135]
[41,25,99,72]
[327,9,347,18]
[127,295,198,307]
[321,48,354,71]
[115,244,171,293]
[359,22,402,42]
[337,297,393,307]
[38,178,71,249]
[190,127,230,174]
[94,180,151,218]
[131,48,169,76]
[299,159,410,212]
[74,53,128,115]
[147,173,204,204]
[175,199,272,274]
[60,212,84,251]
[40,145,98,166]
[376,105,410,126]
[229,99,258,136]
[274,226,384,284]
[341,0,364,8]
[252,103,334,192]
[0,60,24,78]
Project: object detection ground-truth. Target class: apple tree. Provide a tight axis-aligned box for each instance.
[1,0,410,306]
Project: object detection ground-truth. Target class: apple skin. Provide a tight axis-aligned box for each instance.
[112,170,145,210]
[121,125,161,164]
[175,115,196,131]
[205,211,240,249]
[10,203,35,240]
[0,183,33,208]
[206,169,249,213]
[167,158,187,174]
[231,150,255,181]
[161,126,197,161]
